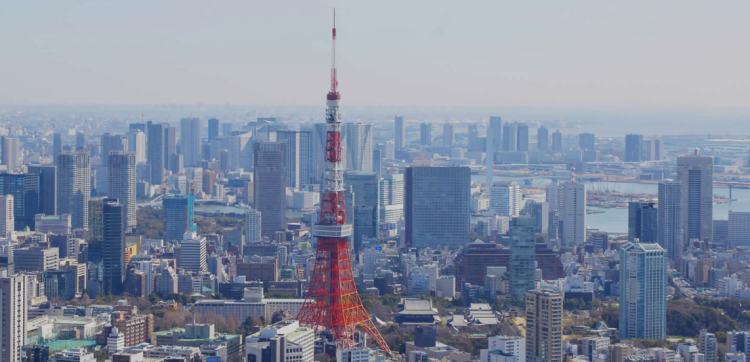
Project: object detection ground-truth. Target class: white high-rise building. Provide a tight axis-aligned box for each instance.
[109,152,136,230]
[480,335,525,362]
[0,275,27,362]
[559,181,586,247]
[0,194,13,237]
[180,117,202,167]
[619,241,666,340]
[490,181,522,217]
[245,320,314,362]
[699,329,718,362]
[1,136,19,172]
[344,123,373,172]
[177,232,207,273]
[379,173,404,231]
[107,326,125,354]
[129,129,147,164]
[246,207,262,243]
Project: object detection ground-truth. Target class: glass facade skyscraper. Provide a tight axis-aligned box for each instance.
[163,194,195,242]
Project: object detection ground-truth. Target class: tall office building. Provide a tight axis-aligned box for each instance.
[253,142,287,236]
[164,125,177,171]
[516,123,529,152]
[510,216,537,301]
[379,173,404,232]
[0,173,40,230]
[0,195,13,236]
[394,115,405,153]
[75,132,86,149]
[0,275,27,362]
[729,211,750,247]
[523,200,549,238]
[276,131,303,189]
[109,152,136,230]
[128,124,147,164]
[677,153,713,242]
[57,150,91,229]
[525,288,563,362]
[208,118,220,141]
[624,134,644,162]
[245,207,262,243]
[1,136,20,171]
[344,171,379,253]
[559,181,586,247]
[419,122,432,146]
[343,123,373,172]
[405,166,470,248]
[27,164,56,215]
[102,199,125,295]
[488,116,503,153]
[658,181,682,264]
[619,241,666,340]
[442,123,454,147]
[537,126,549,152]
[628,202,657,243]
[100,133,128,166]
[163,194,195,242]
[180,117,202,166]
[490,181,522,217]
[551,130,563,152]
[146,122,165,185]
[578,133,595,152]
[178,232,207,273]
[502,123,518,151]
[298,130,313,186]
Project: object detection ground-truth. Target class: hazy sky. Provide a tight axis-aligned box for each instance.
[2,0,749,108]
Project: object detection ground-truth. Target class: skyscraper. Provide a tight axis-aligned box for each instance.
[52,132,63,164]
[559,181,586,248]
[628,202,657,243]
[164,125,178,171]
[502,123,517,151]
[245,207,262,243]
[343,123,373,172]
[276,130,303,189]
[624,134,644,162]
[442,123,454,147]
[405,166,470,248]
[344,171,379,253]
[379,172,404,233]
[163,194,195,242]
[728,211,750,247]
[526,288,563,362]
[102,198,125,295]
[510,216,537,301]
[180,117,201,167]
[208,118,220,141]
[109,152,136,230]
[578,133,596,152]
[57,150,91,229]
[0,275,27,362]
[1,136,20,172]
[394,115,405,153]
[536,126,549,152]
[419,122,432,146]
[619,241,666,340]
[146,122,165,185]
[27,164,56,215]
[677,153,713,242]
[551,130,563,152]
[658,180,682,264]
[488,116,503,153]
[0,195,13,237]
[516,123,529,152]
[490,181,522,217]
[253,142,287,236]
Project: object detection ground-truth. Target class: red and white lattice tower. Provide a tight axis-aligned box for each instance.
[296,11,391,354]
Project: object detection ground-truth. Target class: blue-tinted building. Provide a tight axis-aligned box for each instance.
[405,166,470,248]
[619,241,666,340]
[163,194,195,242]
[344,171,379,254]
[103,198,124,295]
[510,216,537,302]
[628,202,657,243]
[0,172,40,230]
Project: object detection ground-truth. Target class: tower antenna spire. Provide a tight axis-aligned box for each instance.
[329,8,339,97]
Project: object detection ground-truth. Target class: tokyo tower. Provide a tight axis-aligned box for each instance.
[296,10,392,354]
